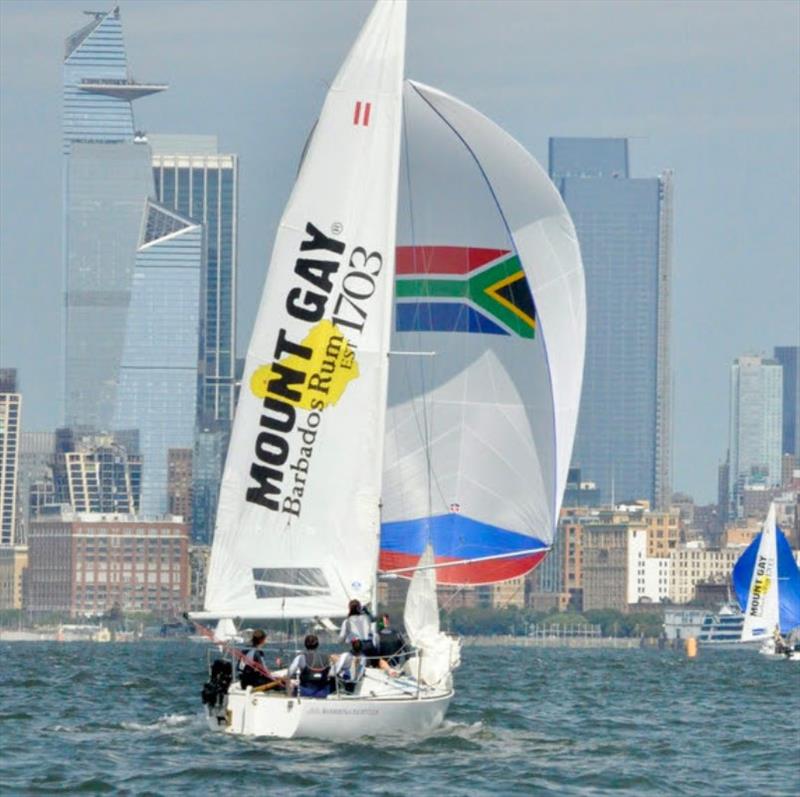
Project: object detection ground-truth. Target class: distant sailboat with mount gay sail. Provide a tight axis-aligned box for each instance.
[193,0,585,739]
[732,503,800,660]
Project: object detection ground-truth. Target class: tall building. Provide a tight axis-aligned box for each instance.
[63,438,141,515]
[42,429,142,517]
[774,346,799,457]
[112,200,203,516]
[15,432,55,544]
[0,369,21,545]
[167,448,193,522]
[150,135,238,426]
[191,424,229,543]
[728,355,783,517]
[63,7,166,429]
[549,138,672,508]
[582,523,629,611]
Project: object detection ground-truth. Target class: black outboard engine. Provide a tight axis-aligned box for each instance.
[202,659,233,725]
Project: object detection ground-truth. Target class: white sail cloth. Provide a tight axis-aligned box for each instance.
[403,545,461,685]
[741,504,780,642]
[204,0,406,619]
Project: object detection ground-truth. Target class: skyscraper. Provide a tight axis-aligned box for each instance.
[774,346,799,457]
[63,7,166,429]
[15,432,55,544]
[549,138,672,508]
[150,135,238,426]
[728,354,783,517]
[112,200,203,516]
[150,135,238,540]
[0,370,21,545]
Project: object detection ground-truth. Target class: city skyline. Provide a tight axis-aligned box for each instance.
[1,0,798,503]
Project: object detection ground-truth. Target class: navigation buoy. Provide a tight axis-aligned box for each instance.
[685,637,698,658]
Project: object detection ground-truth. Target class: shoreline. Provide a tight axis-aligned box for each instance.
[462,635,644,648]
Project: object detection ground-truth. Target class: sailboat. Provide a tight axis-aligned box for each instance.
[194,0,585,739]
[732,503,800,659]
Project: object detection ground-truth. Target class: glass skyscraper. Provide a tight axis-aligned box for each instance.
[728,355,783,517]
[150,135,238,425]
[0,370,21,545]
[63,7,166,430]
[549,138,672,508]
[191,423,230,545]
[112,201,203,516]
[774,346,799,457]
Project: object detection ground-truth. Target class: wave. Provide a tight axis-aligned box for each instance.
[121,713,197,732]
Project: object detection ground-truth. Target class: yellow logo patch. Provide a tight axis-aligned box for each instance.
[753,575,771,597]
[250,319,359,410]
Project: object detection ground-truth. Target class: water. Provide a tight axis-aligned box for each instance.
[1,642,798,795]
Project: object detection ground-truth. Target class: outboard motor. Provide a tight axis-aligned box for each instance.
[202,659,233,725]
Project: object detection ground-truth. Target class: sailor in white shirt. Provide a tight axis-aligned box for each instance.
[334,638,366,693]
[288,633,332,698]
[338,599,377,655]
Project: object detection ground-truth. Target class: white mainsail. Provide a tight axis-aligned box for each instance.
[204,0,406,620]
[740,504,780,642]
[382,80,585,585]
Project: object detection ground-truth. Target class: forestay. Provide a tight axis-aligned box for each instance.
[734,503,800,638]
[381,81,585,584]
[203,0,406,619]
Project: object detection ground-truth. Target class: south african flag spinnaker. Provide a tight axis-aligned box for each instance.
[395,246,536,338]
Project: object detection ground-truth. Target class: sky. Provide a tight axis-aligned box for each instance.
[0,0,798,503]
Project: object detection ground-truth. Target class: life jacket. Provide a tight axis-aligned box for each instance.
[299,651,330,686]
[378,627,404,657]
[239,647,264,673]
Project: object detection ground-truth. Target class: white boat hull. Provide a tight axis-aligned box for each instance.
[210,670,453,740]
[759,639,800,660]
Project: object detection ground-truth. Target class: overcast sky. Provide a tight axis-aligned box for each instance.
[1,0,798,503]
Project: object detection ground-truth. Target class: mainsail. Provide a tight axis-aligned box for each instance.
[381,81,586,585]
[204,0,406,619]
[733,503,800,638]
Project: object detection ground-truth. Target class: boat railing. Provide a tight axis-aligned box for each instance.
[207,643,425,699]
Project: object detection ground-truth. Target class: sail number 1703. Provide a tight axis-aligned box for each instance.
[330,247,383,333]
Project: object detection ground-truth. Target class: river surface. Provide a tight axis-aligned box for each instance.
[1,641,798,795]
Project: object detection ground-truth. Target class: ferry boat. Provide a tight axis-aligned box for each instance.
[696,604,757,647]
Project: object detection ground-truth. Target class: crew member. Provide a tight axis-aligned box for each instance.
[338,599,378,659]
[334,638,366,694]
[376,613,407,667]
[288,634,332,698]
[239,629,279,689]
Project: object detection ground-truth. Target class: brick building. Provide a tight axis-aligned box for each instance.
[167,448,193,523]
[27,512,189,616]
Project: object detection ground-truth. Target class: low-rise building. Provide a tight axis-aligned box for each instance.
[668,543,744,604]
[482,576,525,608]
[0,544,28,609]
[27,512,189,616]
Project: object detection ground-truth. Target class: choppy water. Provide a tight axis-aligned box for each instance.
[1,641,798,795]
